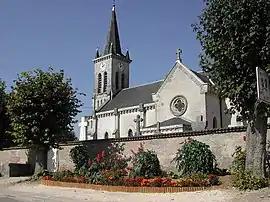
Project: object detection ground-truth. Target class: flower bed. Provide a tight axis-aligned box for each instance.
[39,140,222,193]
[41,179,208,193]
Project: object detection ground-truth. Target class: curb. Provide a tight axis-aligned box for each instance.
[41,180,208,193]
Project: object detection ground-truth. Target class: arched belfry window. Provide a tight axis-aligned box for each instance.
[128,129,133,137]
[115,72,119,90]
[103,71,107,92]
[104,132,109,139]
[121,73,125,89]
[97,73,102,94]
[213,117,217,129]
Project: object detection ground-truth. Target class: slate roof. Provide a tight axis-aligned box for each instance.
[103,5,122,56]
[97,81,163,112]
[191,70,211,84]
[145,117,191,128]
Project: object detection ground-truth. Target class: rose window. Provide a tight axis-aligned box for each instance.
[170,96,188,116]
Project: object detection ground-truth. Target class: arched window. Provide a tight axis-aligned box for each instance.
[115,72,119,90]
[90,120,93,128]
[104,132,109,139]
[97,100,99,107]
[200,115,203,121]
[103,71,107,92]
[121,73,125,89]
[128,129,133,137]
[213,117,217,128]
[97,73,102,94]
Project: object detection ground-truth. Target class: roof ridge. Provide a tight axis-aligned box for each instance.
[123,79,164,91]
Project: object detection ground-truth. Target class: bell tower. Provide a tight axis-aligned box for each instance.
[92,4,132,111]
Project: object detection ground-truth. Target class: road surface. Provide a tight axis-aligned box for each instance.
[0,177,270,201]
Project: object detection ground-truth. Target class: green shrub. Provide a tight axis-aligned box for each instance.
[233,171,268,191]
[230,146,245,174]
[172,138,216,175]
[129,143,162,179]
[70,144,89,171]
[53,169,74,181]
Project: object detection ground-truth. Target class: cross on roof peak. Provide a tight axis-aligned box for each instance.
[176,48,183,62]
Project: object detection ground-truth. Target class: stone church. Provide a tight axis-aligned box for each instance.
[78,4,242,141]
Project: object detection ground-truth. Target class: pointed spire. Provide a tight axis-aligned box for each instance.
[103,3,122,56]
[125,48,130,60]
[109,43,114,54]
[95,47,100,58]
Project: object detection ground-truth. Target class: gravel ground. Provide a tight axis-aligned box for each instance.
[8,184,235,202]
[1,177,270,202]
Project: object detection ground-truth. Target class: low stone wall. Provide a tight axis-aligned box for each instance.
[0,147,29,176]
[57,129,247,172]
[1,127,270,176]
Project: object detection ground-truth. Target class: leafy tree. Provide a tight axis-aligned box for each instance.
[193,0,270,177]
[7,67,84,171]
[0,80,14,149]
[62,130,78,142]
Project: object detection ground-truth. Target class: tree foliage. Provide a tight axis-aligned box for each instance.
[0,80,14,149]
[7,67,83,149]
[193,0,270,121]
[193,0,270,178]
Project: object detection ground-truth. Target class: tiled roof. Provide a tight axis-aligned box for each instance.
[97,81,163,112]
[191,70,211,84]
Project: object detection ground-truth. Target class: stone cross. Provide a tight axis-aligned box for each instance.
[52,148,59,172]
[176,48,182,62]
[134,114,143,136]
[156,122,161,134]
[79,116,89,141]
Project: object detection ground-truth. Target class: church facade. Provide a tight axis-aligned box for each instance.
[78,5,242,141]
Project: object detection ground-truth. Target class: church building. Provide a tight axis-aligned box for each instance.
[78,4,242,141]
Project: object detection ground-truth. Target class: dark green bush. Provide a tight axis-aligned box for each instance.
[172,138,216,175]
[233,171,268,191]
[70,144,89,171]
[231,146,268,190]
[53,169,74,181]
[129,143,162,179]
[230,146,245,174]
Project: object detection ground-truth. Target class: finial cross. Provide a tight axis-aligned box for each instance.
[177,48,182,62]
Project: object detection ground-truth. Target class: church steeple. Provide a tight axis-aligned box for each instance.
[92,2,131,111]
[103,4,122,56]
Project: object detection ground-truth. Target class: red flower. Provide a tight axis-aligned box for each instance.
[101,150,105,157]
[88,159,92,165]
[242,135,246,141]
[96,153,101,162]
[41,176,52,180]
[126,166,133,171]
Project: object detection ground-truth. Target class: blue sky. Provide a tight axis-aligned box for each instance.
[0,0,204,136]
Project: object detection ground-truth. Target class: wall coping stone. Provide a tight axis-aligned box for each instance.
[2,125,267,150]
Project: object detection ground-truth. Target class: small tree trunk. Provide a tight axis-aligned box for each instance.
[27,147,48,174]
[245,115,267,178]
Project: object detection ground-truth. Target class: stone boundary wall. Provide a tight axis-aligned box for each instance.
[1,126,270,176]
